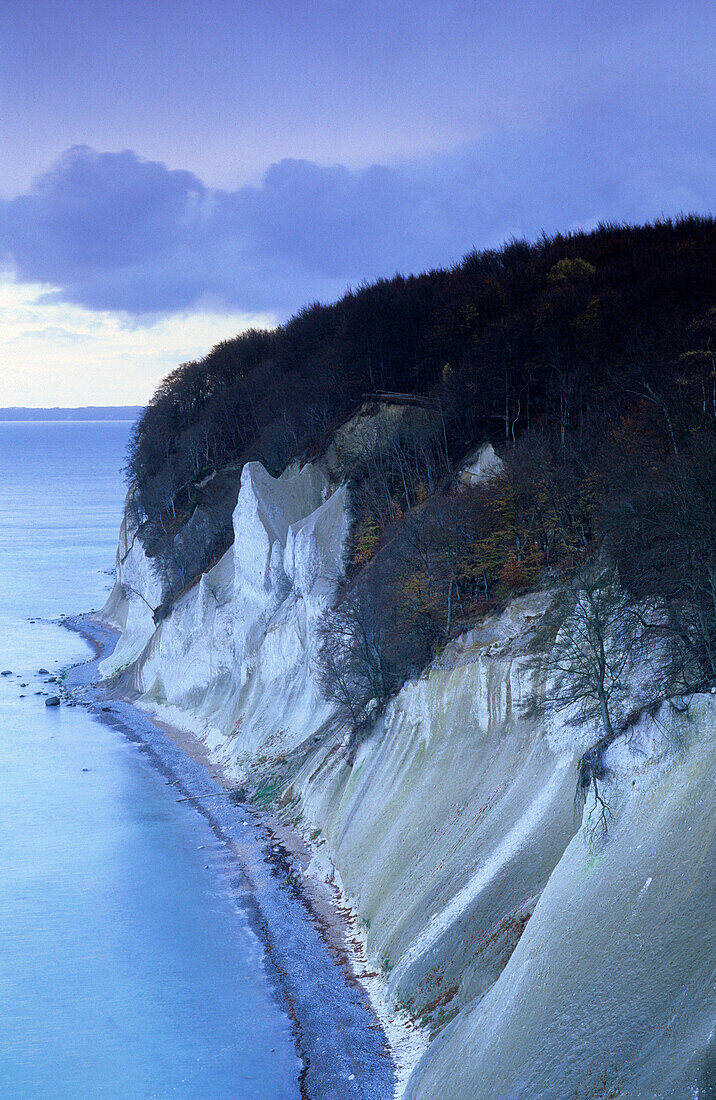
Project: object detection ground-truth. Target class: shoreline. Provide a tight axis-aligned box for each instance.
[61,613,404,1100]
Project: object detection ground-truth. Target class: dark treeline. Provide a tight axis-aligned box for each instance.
[128,216,715,548]
[127,216,716,742]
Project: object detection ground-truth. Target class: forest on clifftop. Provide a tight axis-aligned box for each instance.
[125,215,716,739]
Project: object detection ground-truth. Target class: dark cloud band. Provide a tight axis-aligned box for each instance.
[1,131,714,317]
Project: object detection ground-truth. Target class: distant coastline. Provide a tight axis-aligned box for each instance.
[0,406,144,421]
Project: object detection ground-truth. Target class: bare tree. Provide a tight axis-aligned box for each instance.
[315,587,396,748]
[315,616,366,728]
[550,564,641,844]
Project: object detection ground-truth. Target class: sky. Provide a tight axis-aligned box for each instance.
[0,0,714,406]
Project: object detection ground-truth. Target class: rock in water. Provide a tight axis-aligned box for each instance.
[45,696,60,707]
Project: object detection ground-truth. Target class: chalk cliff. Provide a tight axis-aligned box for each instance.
[101,452,715,1100]
[103,460,348,763]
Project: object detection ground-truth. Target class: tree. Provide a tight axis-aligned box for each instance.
[607,431,716,690]
[397,489,503,646]
[315,587,396,747]
[677,306,716,429]
[550,564,641,843]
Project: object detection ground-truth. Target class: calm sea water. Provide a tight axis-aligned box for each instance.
[0,422,300,1099]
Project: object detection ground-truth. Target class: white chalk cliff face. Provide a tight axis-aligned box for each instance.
[403,693,715,1100]
[102,456,715,1100]
[294,619,715,1099]
[101,505,163,674]
[102,460,350,768]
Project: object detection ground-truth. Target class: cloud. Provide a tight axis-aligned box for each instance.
[0,277,275,406]
[1,129,714,319]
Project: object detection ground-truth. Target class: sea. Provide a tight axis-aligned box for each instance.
[0,420,300,1098]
